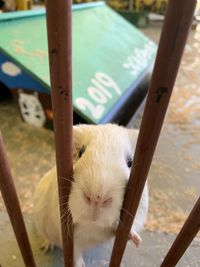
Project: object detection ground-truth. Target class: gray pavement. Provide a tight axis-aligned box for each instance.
[0,212,200,267]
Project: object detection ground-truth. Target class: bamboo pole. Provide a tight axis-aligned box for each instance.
[46,1,73,266]
[109,0,197,266]
[0,132,36,267]
[161,197,200,267]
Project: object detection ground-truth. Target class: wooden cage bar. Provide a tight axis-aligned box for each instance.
[161,197,200,267]
[1,1,197,267]
[46,0,74,266]
[0,132,36,267]
[109,0,197,266]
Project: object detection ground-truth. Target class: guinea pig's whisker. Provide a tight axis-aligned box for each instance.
[59,201,70,207]
[58,188,81,200]
[62,179,82,190]
[61,205,70,213]
[59,176,75,184]
[60,206,71,215]
[59,195,70,200]
[121,207,134,218]
[119,185,139,192]
[63,216,70,236]
[61,208,69,217]
[61,216,68,226]
[61,209,71,221]
[62,216,68,231]
[62,216,71,231]
[63,214,73,239]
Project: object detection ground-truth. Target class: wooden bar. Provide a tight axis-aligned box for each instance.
[160,197,200,266]
[46,1,74,266]
[109,0,197,266]
[0,132,36,267]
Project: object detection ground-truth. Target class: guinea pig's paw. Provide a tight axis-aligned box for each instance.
[129,230,142,247]
[40,239,54,253]
[74,256,85,267]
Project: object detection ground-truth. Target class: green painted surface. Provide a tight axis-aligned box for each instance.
[0,3,156,123]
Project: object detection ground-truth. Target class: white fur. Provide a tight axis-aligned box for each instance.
[34,124,148,266]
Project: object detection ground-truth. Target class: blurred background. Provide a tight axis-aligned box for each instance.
[0,1,200,266]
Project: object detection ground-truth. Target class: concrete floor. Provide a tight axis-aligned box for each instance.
[0,24,200,266]
[0,210,200,267]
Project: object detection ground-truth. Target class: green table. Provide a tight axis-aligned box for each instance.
[0,2,156,127]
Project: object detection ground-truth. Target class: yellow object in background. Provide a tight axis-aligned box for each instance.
[16,0,32,10]
[106,0,168,14]
[134,0,168,13]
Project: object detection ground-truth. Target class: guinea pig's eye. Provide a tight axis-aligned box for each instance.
[79,146,86,158]
[126,157,132,168]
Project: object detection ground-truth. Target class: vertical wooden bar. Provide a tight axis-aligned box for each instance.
[161,197,200,267]
[46,1,73,267]
[109,0,197,266]
[0,132,36,267]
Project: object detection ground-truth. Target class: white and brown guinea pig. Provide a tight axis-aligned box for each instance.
[34,124,148,267]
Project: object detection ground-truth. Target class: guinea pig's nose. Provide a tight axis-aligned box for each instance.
[83,193,98,206]
[83,193,92,205]
[102,197,113,207]
[83,192,112,208]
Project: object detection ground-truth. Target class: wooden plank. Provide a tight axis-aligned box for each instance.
[45,0,74,266]
[109,0,197,266]
[0,132,36,267]
[160,197,200,266]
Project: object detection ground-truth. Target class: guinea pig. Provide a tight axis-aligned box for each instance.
[33,124,148,267]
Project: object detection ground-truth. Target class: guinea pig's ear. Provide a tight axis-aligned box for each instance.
[72,125,83,163]
[73,125,82,143]
[127,128,139,149]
